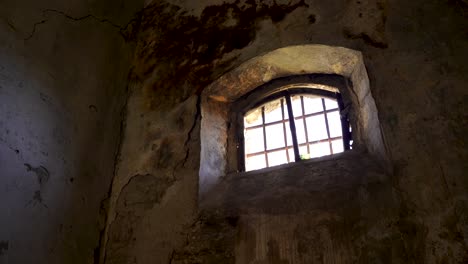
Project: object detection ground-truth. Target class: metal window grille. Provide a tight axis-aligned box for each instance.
[243,89,351,171]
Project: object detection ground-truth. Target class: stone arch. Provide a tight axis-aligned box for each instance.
[200,44,386,196]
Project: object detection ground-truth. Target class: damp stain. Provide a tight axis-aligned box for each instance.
[24,163,50,186]
[0,241,8,256]
[134,0,308,109]
[33,190,43,203]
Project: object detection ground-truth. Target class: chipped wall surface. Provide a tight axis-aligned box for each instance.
[0,0,143,263]
[104,0,468,263]
[103,91,200,264]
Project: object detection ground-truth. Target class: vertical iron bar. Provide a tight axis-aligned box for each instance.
[300,96,310,155]
[322,98,333,154]
[285,93,300,161]
[239,113,245,172]
[336,93,351,150]
[261,106,269,167]
[281,98,290,163]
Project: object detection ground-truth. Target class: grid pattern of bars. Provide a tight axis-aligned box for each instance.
[244,94,346,171]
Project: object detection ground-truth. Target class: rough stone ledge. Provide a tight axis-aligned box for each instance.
[201,150,394,216]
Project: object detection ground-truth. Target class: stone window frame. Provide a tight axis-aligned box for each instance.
[231,75,353,172]
[199,45,388,198]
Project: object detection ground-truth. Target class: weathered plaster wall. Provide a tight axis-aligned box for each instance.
[104,0,468,263]
[0,0,142,263]
[193,151,397,263]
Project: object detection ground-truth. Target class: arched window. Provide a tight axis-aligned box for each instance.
[199,45,386,197]
[241,88,352,171]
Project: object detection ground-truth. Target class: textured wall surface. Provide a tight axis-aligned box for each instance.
[198,151,398,263]
[2,0,464,263]
[103,0,468,263]
[0,0,142,263]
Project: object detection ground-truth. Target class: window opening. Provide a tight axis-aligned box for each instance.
[243,89,351,171]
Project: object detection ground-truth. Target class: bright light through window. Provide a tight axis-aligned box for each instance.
[243,91,351,171]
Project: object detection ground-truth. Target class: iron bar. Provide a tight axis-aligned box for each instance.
[246,136,343,157]
[261,107,269,167]
[322,98,334,154]
[245,108,339,130]
[280,98,290,162]
[300,96,311,155]
[285,93,300,162]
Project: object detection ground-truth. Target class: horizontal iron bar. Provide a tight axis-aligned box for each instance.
[246,136,343,157]
[245,108,338,130]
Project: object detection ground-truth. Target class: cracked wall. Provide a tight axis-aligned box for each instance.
[103,0,468,263]
[0,0,143,263]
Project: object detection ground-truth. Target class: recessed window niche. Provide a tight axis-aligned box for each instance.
[199,44,387,198]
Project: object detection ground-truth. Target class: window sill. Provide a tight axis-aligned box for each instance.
[232,149,362,178]
[201,148,388,214]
